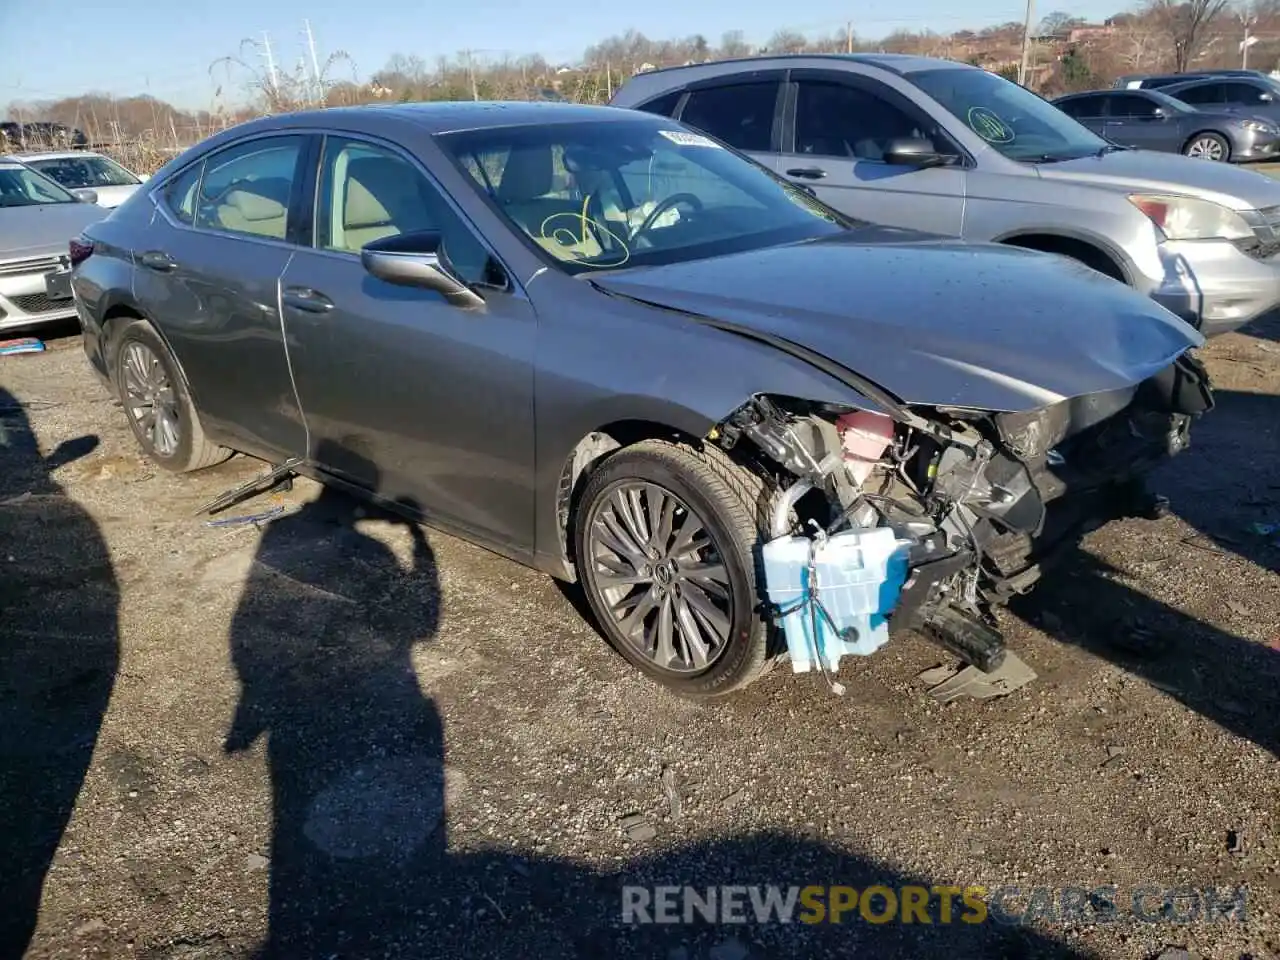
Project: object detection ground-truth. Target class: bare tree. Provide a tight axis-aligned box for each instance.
[1145,0,1231,71]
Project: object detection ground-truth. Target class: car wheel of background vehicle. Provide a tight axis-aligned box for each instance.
[111,318,231,472]
[573,439,778,699]
[1183,132,1229,161]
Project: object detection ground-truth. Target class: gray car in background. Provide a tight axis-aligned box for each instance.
[611,53,1280,336]
[0,158,106,331]
[1053,88,1280,162]
[72,102,1211,700]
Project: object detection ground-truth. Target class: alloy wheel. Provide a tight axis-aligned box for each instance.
[121,341,181,457]
[1187,137,1225,160]
[586,481,735,674]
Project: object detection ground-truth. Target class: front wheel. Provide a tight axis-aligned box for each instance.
[572,439,777,699]
[1184,132,1230,161]
[111,318,231,472]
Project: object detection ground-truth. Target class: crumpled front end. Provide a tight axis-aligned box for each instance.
[713,351,1214,692]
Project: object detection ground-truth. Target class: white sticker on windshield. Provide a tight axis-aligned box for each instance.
[659,129,722,148]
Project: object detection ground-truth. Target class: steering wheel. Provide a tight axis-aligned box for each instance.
[631,192,703,241]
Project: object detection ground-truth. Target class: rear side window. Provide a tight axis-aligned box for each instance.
[636,91,682,117]
[1174,83,1223,105]
[680,82,780,152]
[163,163,203,224]
[192,135,305,241]
[1058,95,1105,118]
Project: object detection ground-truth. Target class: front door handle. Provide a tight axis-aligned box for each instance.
[786,167,828,179]
[140,250,176,271]
[282,286,334,313]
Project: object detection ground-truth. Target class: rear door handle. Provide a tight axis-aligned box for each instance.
[786,167,827,179]
[282,286,334,313]
[140,250,176,271]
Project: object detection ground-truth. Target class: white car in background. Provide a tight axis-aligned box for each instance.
[0,158,106,330]
[10,150,149,208]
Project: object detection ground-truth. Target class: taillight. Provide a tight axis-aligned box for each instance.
[69,237,94,267]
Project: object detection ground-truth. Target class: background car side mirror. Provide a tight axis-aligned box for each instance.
[1261,92,1275,102]
[882,137,956,168]
[1152,106,1168,117]
[360,230,485,309]
[72,188,99,204]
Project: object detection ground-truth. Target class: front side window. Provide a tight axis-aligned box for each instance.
[912,67,1108,162]
[192,135,304,241]
[795,81,942,160]
[440,118,850,275]
[0,164,77,207]
[25,154,140,188]
[1224,82,1272,104]
[679,82,780,152]
[316,137,492,285]
[1109,94,1160,118]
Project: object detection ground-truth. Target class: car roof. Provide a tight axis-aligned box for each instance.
[623,52,975,79]
[8,150,106,161]
[229,100,658,137]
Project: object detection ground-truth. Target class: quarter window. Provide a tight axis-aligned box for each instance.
[163,163,202,224]
[192,135,304,241]
[679,82,780,152]
[636,91,683,118]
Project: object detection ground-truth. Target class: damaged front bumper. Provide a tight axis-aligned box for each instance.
[715,350,1214,688]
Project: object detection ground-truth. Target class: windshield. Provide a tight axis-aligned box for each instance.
[437,119,852,274]
[0,164,78,207]
[912,67,1110,162]
[25,154,139,188]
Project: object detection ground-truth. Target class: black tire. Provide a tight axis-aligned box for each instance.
[1183,131,1230,162]
[110,318,231,472]
[573,439,780,699]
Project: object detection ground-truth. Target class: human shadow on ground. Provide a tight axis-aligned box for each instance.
[0,387,118,957]
[223,446,1087,959]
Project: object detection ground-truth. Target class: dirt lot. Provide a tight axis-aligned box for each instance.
[2,318,1279,960]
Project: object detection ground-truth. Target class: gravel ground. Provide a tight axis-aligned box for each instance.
[1,317,1278,960]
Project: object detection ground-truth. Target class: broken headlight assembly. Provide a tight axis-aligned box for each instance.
[995,401,1071,462]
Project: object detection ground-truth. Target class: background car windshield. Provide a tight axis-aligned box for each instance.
[0,164,77,206]
[27,154,139,188]
[438,120,850,273]
[913,68,1109,161]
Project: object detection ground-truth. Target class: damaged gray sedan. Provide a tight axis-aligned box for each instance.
[73,103,1214,699]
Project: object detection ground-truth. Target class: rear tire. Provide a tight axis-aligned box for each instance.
[1183,131,1230,161]
[110,318,231,472]
[572,439,779,699]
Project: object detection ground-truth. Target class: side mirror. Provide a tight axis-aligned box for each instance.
[1261,92,1274,102]
[882,137,955,168]
[1152,106,1168,117]
[360,230,485,309]
[72,188,99,204]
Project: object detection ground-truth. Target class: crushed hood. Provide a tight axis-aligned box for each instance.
[1036,148,1280,211]
[0,202,107,260]
[591,230,1204,413]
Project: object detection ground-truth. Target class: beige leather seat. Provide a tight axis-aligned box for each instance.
[213,177,291,239]
[336,155,434,251]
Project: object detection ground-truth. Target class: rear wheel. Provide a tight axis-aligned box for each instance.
[572,439,778,699]
[1184,132,1230,161]
[111,318,231,472]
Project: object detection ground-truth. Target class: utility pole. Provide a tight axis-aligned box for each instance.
[463,50,479,101]
[1017,0,1036,86]
[304,19,323,104]
[1240,6,1257,68]
[260,31,279,96]
[846,21,854,53]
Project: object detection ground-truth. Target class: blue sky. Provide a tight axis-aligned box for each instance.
[1,0,1127,109]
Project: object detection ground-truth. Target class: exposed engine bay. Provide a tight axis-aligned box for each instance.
[712,351,1215,682]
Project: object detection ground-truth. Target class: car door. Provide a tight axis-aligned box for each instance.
[1056,94,1108,137]
[133,133,310,463]
[673,74,785,172]
[278,133,536,549]
[1219,80,1280,121]
[778,71,965,235]
[1104,93,1177,151]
